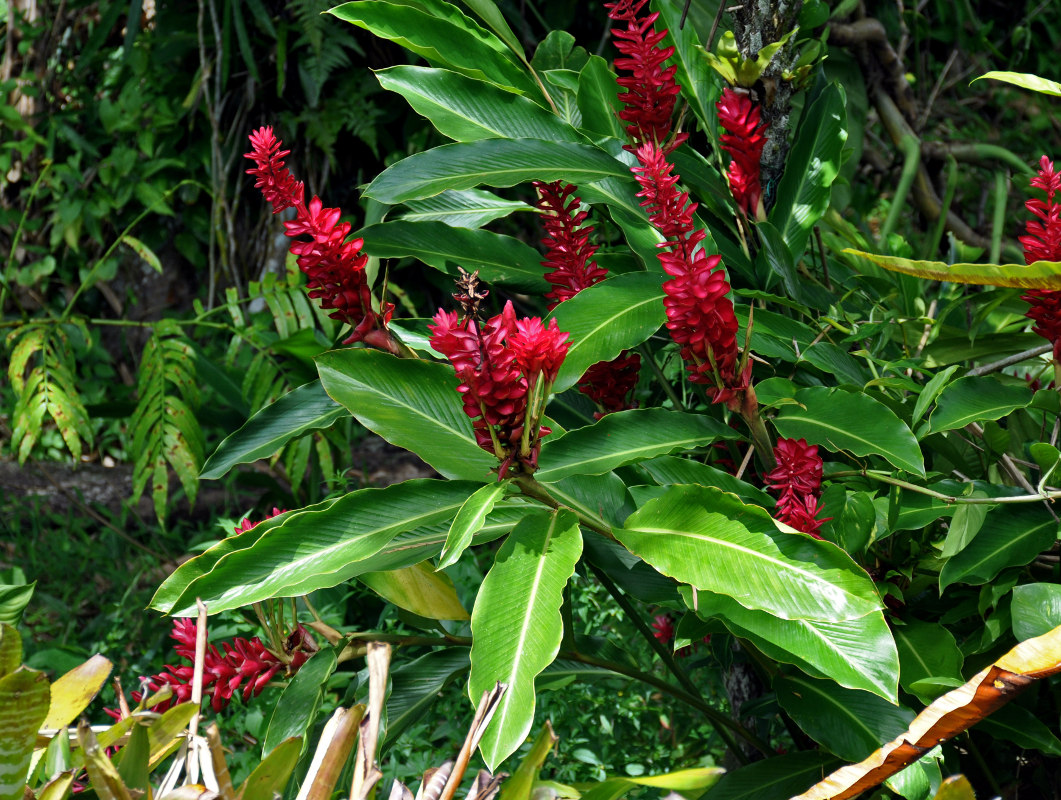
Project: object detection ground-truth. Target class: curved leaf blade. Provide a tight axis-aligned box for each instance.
[469,509,582,769]
[397,189,533,229]
[927,376,1032,434]
[972,70,1061,97]
[359,562,469,620]
[844,249,1061,289]
[441,480,511,569]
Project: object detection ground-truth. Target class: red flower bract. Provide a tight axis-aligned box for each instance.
[765,437,828,538]
[605,0,686,151]
[245,127,393,345]
[578,351,641,417]
[1020,156,1061,361]
[716,88,769,217]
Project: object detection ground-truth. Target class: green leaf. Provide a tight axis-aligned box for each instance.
[357,220,548,293]
[162,480,483,616]
[617,485,883,622]
[458,0,524,57]
[0,668,50,799]
[893,620,964,701]
[683,587,898,700]
[397,189,533,228]
[939,504,1057,592]
[0,582,35,627]
[1010,583,1061,641]
[328,1,533,93]
[382,648,471,749]
[376,66,581,143]
[316,348,494,481]
[769,83,848,262]
[655,0,719,131]
[843,249,1061,289]
[976,703,1061,756]
[469,509,582,769]
[927,376,1033,434]
[121,235,162,273]
[0,624,22,678]
[264,648,338,756]
[535,409,740,483]
[639,455,775,507]
[972,70,1061,97]
[363,139,630,204]
[774,387,925,476]
[911,365,959,428]
[238,737,302,800]
[702,752,840,800]
[360,562,469,620]
[581,769,726,800]
[547,272,665,394]
[441,480,511,568]
[940,499,990,558]
[201,381,347,480]
[541,472,635,529]
[576,56,624,139]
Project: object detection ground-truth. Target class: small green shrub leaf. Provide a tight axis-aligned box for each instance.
[940,505,1058,591]
[927,376,1033,434]
[440,480,511,568]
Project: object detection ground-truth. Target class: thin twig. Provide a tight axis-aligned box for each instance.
[965,344,1052,377]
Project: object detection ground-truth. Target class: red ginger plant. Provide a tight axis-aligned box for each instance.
[765,437,828,539]
[716,87,769,219]
[244,127,397,352]
[1020,155,1061,362]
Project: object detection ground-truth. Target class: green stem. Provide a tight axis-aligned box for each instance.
[638,343,686,412]
[3,159,54,315]
[990,170,1007,265]
[879,134,920,245]
[830,469,1061,504]
[925,156,957,259]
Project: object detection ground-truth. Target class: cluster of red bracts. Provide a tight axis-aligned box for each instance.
[1020,156,1061,362]
[716,88,769,219]
[430,302,569,478]
[244,127,394,347]
[765,438,829,538]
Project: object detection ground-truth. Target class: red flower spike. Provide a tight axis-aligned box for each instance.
[511,316,570,385]
[578,351,642,417]
[652,613,675,643]
[245,127,393,346]
[716,88,769,217]
[1020,156,1061,361]
[234,506,286,535]
[633,141,741,401]
[605,0,687,151]
[765,437,828,539]
[534,181,608,308]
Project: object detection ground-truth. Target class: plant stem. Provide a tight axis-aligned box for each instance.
[638,343,686,411]
[830,469,1061,504]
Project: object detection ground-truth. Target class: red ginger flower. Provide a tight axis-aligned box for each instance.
[234,506,285,534]
[245,127,394,347]
[429,301,569,477]
[578,351,642,417]
[1020,156,1061,362]
[765,438,828,539]
[633,141,742,402]
[716,88,769,218]
[606,0,687,152]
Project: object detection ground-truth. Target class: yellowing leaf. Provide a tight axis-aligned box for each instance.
[360,562,469,620]
[843,249,1061,289]
[43,655,113,730]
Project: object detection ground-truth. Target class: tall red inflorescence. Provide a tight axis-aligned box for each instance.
[534,180,641,416]
[633,141,742,402]
[1020,156,1061,362]
[716,88,769,218]
[605,0,686,152]
[429,301,569,478]
[244,127,394,348]
[765,437,828,539]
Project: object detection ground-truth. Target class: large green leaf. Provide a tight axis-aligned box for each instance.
[774,387,925,476]
[769,83,848,262]
[844,249,1061,289]
[397,189,533,229]
[639,455,775,508]
[656,0,719,131]
[469,509,582,769]
[926,376,1033,434]
[702,752,840,800]
[328,1,533,94]
[893,620,964,701]
[441,480,511,568]
[1011,583,1061,641]
[363,139,630,204]
[376,66,581,143]
[682,587,899,701]
[939,505,1058,592]
[264,647,338,755]
[382,648,471,749]
[977,703,1061,756]
[546,272,665,394]
[972,70,1061,97]
[158,480,482,616]
[576,56,624,139]
[458,0,524,57]
[357,221,549,293]
[535,409,739,483]
[316,348,494,481]
[541,472,635,529]
[617,485,883,622]
[200,381,346,480]
[0,668,50,799]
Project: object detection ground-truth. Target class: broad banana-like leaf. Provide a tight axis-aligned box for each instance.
[844,249,1061,289]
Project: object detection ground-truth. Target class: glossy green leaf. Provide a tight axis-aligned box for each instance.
[581,769,726,800]
[357,220,549,293]
[397,189,534,228]
[0,668,50,800]
[702,752,840,800]
[927,376,1033,434]
[576,56,624,139]
[1010,583,1061,641]
[238,736,302,800]
[843,249,1061,289]
[911,365,960,428]
[161,480,482,616]
[774,387,925,476]
[939,504,1057,592]
[0,581,34,627]
[363,139,629,204]
[502,722,559,800]
[441,480,511,568]
[769,83,847,262]
[541,472,635,529]
[894,620,964,701]
[376,66,581,143]
[639,455,775,508]
[578,174,669,270]
[328,1,533,93]
[458,0,524,56]
[469,509,582,769]
[264,648,338,756]
[547,269,662,390]
[940,499,990,558]
[317,348,494,481]
[383,648,471,749]
[200,380,346,480]
[973,70,1061,96]
[976,702,1061,756]
[360,562,469,620]
[547,272,665,393]
[617,485,883,622]
[535,409,739,483]
[683,587,898,701]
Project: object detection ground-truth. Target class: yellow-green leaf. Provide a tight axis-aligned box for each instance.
[843,249,1061,289]
[43,655,113,730]
[360,562,469,620]
[972,71,1061,97]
